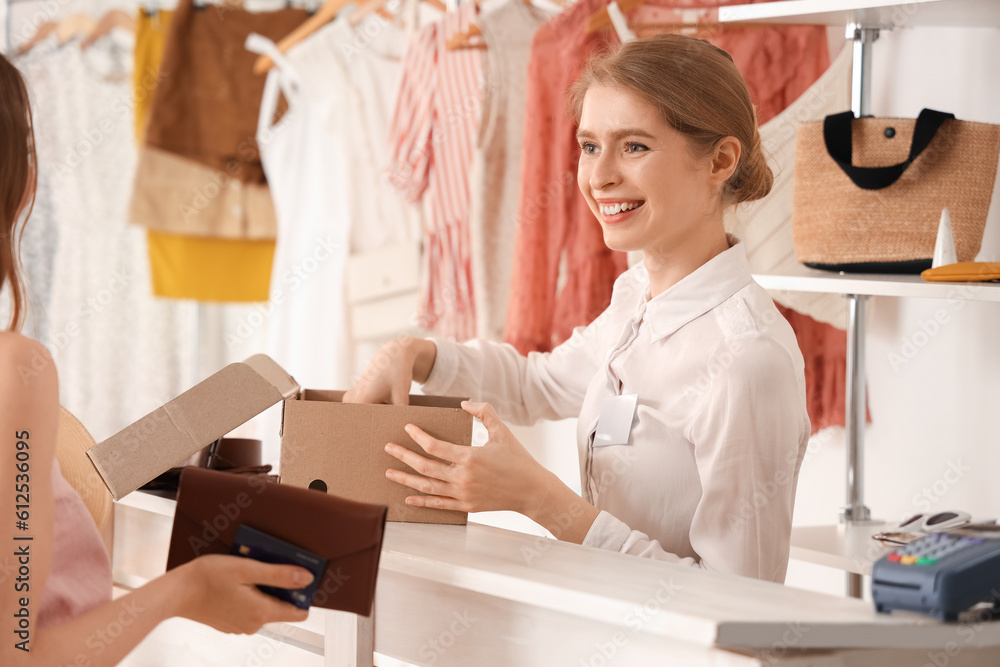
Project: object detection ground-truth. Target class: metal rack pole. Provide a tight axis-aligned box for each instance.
[841,23,879,599]
[843,294,871,599]
[849,23,880,117]
[842,293,872,526]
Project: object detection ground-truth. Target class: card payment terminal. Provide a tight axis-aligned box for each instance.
[872,531,1000,621]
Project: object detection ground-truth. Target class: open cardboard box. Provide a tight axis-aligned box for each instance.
[87,355,473,524]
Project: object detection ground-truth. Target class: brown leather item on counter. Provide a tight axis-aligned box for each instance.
[211,438,263,470]
[166,467,387,615]
[144,0,305,184]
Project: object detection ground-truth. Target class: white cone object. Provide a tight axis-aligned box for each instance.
[932,207,957,268]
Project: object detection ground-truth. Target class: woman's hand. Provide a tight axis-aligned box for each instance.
[383,401,552,514]
[385,401,603,543]
[174,555,313,634]
[343,336,437,405]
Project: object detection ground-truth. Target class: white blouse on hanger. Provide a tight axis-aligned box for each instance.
[250,9,422,391]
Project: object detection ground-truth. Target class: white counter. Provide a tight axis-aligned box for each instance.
[114,492,1000,666]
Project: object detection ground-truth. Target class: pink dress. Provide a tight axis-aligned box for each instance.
[386,2,483,342]
[38,459,113,628]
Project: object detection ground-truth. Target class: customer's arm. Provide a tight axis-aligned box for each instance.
[1,334,312,667]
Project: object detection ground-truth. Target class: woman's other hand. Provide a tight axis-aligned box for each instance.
[174,555,313,634]
[343,336,437,405]
[383,402,551,514]
[385,402,602,542]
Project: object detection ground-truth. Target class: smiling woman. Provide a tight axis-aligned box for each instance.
[346,33,810,585]
[574,35,774,202]
[570,34,774,297]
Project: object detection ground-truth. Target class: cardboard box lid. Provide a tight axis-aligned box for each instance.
[87,354,299,500]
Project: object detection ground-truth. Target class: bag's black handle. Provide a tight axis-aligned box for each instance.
[823,108,956,190]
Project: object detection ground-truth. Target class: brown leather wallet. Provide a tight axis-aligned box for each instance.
[166,467,387,615]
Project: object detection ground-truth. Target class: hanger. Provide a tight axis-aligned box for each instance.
[445,22,485,51]
[348,0,405,28]
[56,14,99,45]
[442,0,490,51]
[414,0,446,11]
[254,0,431,74]
[138,0,171,15]
[589,2,722,34]
[255,0,446,71]
[194,0,242,11]
[17,21,58,54]
[447,0,566,52]
[588,3,810,36]
[586,0,644,34]
[80,10,136,49]
[253,0,353,74]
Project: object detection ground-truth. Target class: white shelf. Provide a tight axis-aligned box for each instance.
[753,267,1000,301]
[790,522,896,575]
[720,0,1000,29]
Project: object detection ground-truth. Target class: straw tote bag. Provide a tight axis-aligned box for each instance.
[792,109,1000,273]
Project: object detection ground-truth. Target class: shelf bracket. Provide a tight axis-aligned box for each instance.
[847,23,880,118]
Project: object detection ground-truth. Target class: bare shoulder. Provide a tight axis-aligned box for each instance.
[0,332,57,396]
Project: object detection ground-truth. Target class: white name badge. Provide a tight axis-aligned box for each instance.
[594,394,638,447]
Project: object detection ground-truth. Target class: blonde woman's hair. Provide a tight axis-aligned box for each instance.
[569,33,773,207]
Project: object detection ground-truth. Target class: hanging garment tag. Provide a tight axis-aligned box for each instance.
[594,394,638,447]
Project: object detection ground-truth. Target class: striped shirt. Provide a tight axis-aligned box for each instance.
[385,2,482,342]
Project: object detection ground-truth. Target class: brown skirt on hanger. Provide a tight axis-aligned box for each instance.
[143,0,307,185]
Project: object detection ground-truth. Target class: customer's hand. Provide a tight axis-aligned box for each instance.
[174,555,312,634]
[383,401,551,514]
[343,336,437,406]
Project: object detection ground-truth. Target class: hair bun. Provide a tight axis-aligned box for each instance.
[728,131,773,205]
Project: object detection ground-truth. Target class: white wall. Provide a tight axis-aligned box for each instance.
[785,24,1000,596]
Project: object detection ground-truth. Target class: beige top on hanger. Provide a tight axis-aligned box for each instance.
[446,0,565,51]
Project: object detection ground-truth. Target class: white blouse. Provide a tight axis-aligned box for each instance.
[422,237,810,583]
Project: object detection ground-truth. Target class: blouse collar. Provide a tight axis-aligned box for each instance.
[640,234,754,341]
